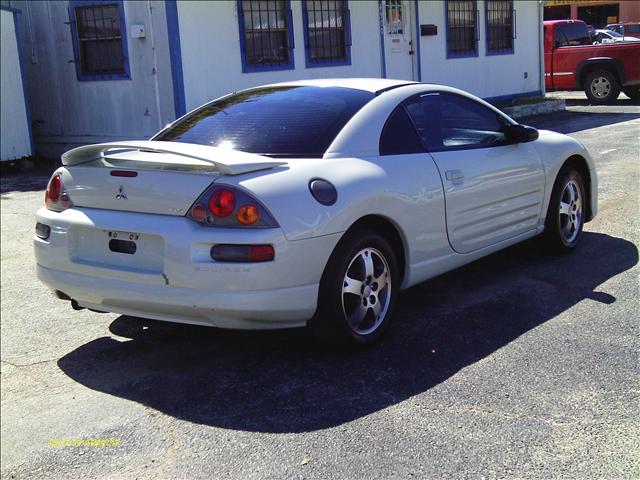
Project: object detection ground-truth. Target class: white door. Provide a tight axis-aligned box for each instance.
[382,0,417,80]
[404,91,546,254]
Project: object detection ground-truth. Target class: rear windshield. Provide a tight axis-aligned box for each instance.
[555,23,591,47]
[154,86,374,158]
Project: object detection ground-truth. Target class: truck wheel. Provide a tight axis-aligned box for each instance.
[622,87,640,102]
[584,70,621,105]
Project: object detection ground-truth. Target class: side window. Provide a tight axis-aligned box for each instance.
[379,106,424,156]
[237,0,295,72]
[69,1,130,81]
[404,92,508,152]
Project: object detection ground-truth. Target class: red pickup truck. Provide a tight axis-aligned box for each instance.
[544,20,640,104]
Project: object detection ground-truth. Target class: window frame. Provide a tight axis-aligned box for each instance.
[400,91,516,153]
[485,0,515,56]
[68,0,130,81]
[237,0,295,73]
[302,0,352,68]
[445,0,479,59]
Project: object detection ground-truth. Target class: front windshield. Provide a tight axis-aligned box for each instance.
[154,86,375,158]
[608,30,623,38]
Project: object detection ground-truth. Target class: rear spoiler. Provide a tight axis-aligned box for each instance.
[61,141,287,176]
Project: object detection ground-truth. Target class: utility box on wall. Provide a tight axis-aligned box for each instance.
[420,24,437,36]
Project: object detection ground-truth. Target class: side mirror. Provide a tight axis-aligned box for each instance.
[505,124,539,143]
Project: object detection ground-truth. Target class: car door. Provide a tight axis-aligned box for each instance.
[404,92,546,254]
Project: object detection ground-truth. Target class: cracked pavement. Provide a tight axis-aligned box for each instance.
[1,94,639,479]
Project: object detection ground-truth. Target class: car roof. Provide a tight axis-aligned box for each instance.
[261,78,419,94]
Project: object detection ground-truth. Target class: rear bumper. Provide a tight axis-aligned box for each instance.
[36,264,318,329]
[34,207,342,329]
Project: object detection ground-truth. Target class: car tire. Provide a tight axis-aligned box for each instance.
[622,87,640,102]
[309,229,399,347]
[541,167,587,253]
[584,70,621,105]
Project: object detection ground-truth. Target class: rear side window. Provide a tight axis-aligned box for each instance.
[379,107,424,155]
[155,86,374,158]
[628,24,640,34]
[554,23,591,47]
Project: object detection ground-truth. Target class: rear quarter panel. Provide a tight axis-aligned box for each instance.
[218,153,450,288]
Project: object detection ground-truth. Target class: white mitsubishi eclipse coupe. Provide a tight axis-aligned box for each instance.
[34,79,597,346]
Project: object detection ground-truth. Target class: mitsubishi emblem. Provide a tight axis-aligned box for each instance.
[115,185,127,200]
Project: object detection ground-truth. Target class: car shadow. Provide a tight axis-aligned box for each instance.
[57,232,638,433]
[525,110,639,134]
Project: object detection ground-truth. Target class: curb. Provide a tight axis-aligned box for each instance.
[502,99,566,120]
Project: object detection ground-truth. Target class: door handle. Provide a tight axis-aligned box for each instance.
[445,170,464,182]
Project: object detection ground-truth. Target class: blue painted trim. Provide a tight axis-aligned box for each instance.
[237,0,295,73]
[0,5,21,14]
[414,0,421,81]
[301,0,351,68]
[483,89,542,105]
[378,0,386,78]
[165,0,186,118]
[445,0,479,59]
[68,0,131,81]
[485,0,514,56]
[10,7,34,156]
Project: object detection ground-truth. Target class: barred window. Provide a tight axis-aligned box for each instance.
[238,0,294,71]
[487,0,514,53]
[303,0,351,66]
[70,1,129,80]
[446,0,478,57]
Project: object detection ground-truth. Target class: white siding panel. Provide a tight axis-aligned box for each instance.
[177,0,384,110]
[15,0,175,158]
[418,0,542,99]
[1,9,31,161]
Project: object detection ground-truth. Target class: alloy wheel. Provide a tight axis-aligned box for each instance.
[559,179,583,244]
[590,76,611,99]
[341,248,392,335]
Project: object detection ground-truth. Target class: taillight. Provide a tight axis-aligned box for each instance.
[45,174,72,212]
[208,188,236,217]
[210,244,275,262]
[188,185,277,228]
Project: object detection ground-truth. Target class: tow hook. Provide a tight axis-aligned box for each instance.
[71,300,85,311]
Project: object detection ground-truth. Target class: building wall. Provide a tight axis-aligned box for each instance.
[418,0,543,100]
[176,0,384,111]
[569,0,640,23]
[176,0,544,111]
[15,0,176,158]
[1,7,32,161]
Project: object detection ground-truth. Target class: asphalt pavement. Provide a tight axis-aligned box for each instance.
[1,93,639,479]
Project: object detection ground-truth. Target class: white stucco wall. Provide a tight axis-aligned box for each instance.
[418,0,543,99]
[1,9,31,161]
[177,0,544,109]
[177,0,384,110]
[15,0,176,158]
